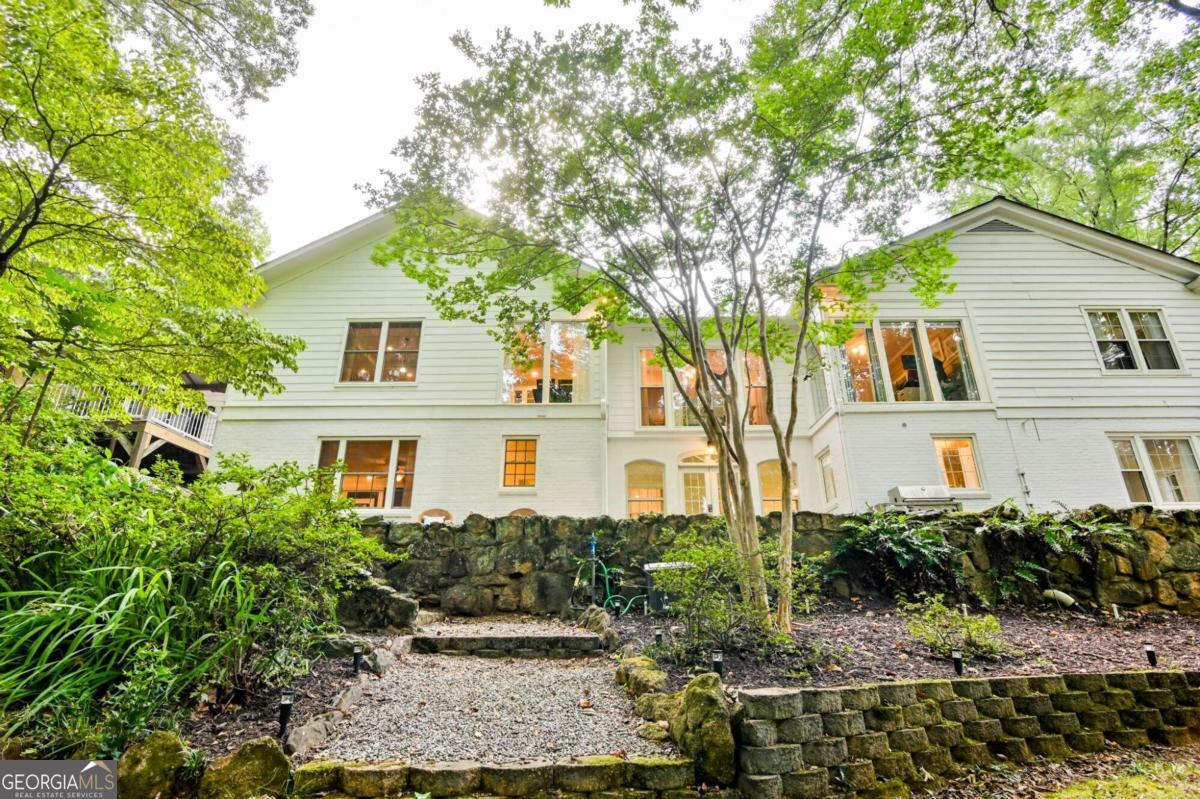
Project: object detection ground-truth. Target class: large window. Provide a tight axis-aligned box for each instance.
[639,349,666,426]
[746,353,769,425]
[318,438,418,509]
[672,350,727,427]
[839,319,980,403]
[626,460,665,516]
[339,322,422,383]
[933,437,982,490]
[503,322,592,404]
[758,460,799,513]
[1087,309,1180,371]
[502,438,538,487]
[805,344,830,418]
[1111,436,1200,504]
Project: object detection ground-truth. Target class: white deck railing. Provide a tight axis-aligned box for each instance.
[60,390,218,447]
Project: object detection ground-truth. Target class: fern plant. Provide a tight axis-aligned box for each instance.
[833,510,962,595]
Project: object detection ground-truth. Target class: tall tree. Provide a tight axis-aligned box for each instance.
[0,0,308,431]
[370,1,1047,628]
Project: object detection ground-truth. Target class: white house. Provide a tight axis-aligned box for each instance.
[213,197,1200,521]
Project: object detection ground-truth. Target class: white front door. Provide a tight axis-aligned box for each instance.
[681,467,721,515]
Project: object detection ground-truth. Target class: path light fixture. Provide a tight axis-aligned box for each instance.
[353,643,364,675]
[951,650,964,676]
[653,628,664,647]
[278,688,295,738]
[712,650,724,677]
[1145,644,1158,668]
[1112,603,1121,622]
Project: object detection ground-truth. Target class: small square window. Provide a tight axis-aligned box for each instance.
[503,438,537,487]
[933,437,982,490]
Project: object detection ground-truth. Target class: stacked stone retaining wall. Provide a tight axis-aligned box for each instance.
[366,506,1200,617]
[732,669,1200,799]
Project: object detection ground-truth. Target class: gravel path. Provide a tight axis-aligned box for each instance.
[320,654,674,763]
[419,614,594,638]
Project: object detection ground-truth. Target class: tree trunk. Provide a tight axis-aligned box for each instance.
[775,459,795,631]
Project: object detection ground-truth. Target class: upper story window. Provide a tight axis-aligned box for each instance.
[746,353,769,425]
[318,438,417,509]
[839,319,980,404]
[339,322,422,383]
[1110,435,1200,505]
[805,344,830,418]
[1087,309,1181,372]
[638,348,730,428]
[503,322,592,404]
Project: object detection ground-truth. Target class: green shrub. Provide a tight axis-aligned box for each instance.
[832,510,961,595]
[0,403,383,757]
[649,520,823,663]
[898,594,1008,661]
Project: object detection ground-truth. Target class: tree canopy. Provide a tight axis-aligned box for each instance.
[0,0,309,426]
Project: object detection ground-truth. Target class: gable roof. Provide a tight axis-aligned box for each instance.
[909,196,1200,292]
[258,210,395,288]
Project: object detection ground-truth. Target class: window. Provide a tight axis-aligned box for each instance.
[503,438,538,487]
[671,350,727,426]
[503,322,592,403]
[758,460,799,513]
[1113,436,1200,504]
[933,437,982,490]
[1111,439,1151,503]
[746,353,769,425]
[339,322,421,383]
[1087,309,1180,371]
[318,438,418,509]
[805,345,830,418]
[626,460,665,516]
[639,349,666,426]
[839,319,980,403]
[817,450,837,504]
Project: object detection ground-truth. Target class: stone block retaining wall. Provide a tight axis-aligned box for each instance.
[365,506,1200,617]
[294,756,698,799]
[733,670,1200,799]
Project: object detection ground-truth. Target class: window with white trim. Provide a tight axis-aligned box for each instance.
[758,460,799,513]
[339,322,422,383]
[502,322,592,404]
[933,437,982,490]
[1110,436,1200,504]
[636,348,728,428]
[318,438,418,509]
[1086,309,1181,371]
[626,460,665,516]
[805,344,830,418]
[817,450,837,504]
[746,352,769,425]
[502,438,538,487]
[839,319,979,403]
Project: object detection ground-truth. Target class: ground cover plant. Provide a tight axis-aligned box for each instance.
[831,510,963,596]
[897,593,1008,661]
[0,397,382,758]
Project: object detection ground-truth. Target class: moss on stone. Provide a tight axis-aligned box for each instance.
[668,673,736,786]
[198,737,290,799]
[292,761,343,796]
[117,730,186,799]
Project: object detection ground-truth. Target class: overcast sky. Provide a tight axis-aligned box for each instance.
[231,0,778,258]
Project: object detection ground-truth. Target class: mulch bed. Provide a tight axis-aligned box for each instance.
[179,636,385,758]
[929,743,1200,798]
[615,598,1200,691]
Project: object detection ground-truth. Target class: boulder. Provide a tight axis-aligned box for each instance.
[118,730,186,799]
[337,580,419,631]
[668,673,736,785]
[313,634,373,659]
[284,711,343,758]
[364,648,396,676]
[441,584,494,616]
[198,737,289,799]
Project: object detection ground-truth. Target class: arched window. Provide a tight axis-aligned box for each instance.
[508,507,538,517]
[626,460,665,517]
[419,508,454,525]
[758,461,799,514]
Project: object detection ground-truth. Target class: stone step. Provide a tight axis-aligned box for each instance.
[410,632,603,658]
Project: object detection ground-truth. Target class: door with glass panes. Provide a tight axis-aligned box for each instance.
[680,468,721,515]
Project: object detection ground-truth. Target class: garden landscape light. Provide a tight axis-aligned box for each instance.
[353,643,364,675]
[1145,644,1158,668]
[711,650,724,676]
[951,650,964,676]
[653,628,663,646]
[278,688,295,738]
